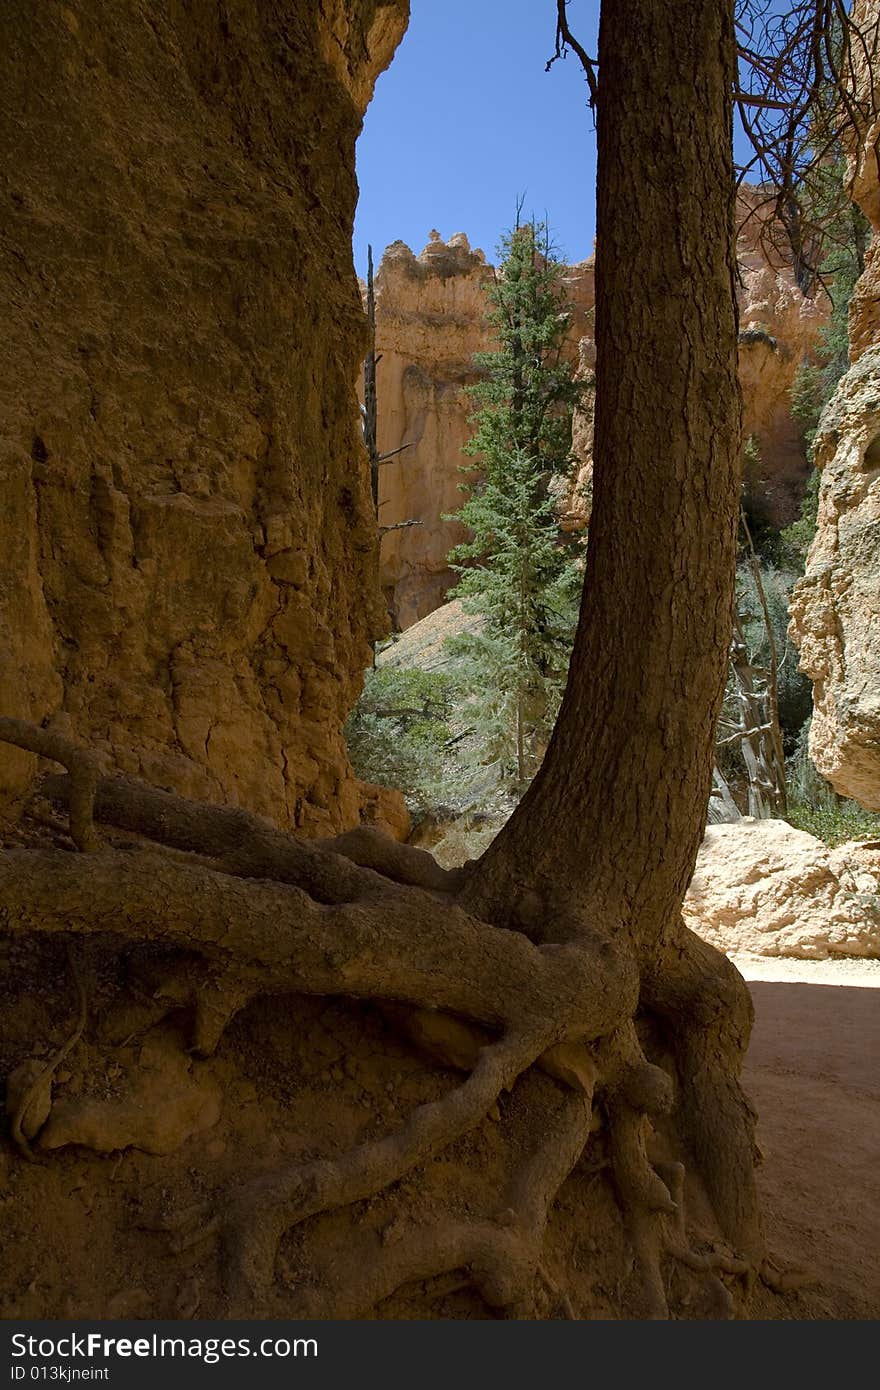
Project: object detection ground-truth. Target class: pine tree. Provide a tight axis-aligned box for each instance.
[446,217,584,783]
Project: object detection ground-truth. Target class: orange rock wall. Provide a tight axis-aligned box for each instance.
[0,0,409,834]
[371,234,594,628]
[372,210,827,630]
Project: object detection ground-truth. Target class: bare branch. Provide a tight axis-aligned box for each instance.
[545,0,599,109]
[377,442,414,464]
[379,518,422,536]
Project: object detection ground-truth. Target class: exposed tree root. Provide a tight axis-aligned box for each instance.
[7,939,87,1161]
[0,844,632,1046]
[0,725,776,1318]
[759,1256,817,1294]
[40,770,459,903]
[320,825,466,895]
[275,1075,593,1318]
[1,719,99,852]
[642,925,765,1263]
[222,1028,577,1311]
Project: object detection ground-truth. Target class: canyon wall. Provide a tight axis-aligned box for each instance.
[789,0,880,811]
[0,0,408,835]
[370,233,594,628]
[736,192,831,520]
[845,0,880,362]
[370,234,494,628]
[371,206,827,629]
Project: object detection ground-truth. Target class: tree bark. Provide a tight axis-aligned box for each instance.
[457,3,765,1281]
[465,0,742,949]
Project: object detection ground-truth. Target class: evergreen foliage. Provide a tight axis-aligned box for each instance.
[445,216,585,782]
[345,667,456,810]
[786,719,880,845]
[740,434,781,561]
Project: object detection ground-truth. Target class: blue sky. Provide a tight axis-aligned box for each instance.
[354,3,758,277]
[353,1,601,276]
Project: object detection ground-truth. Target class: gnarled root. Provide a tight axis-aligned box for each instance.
[1,718,99,852]
[276,1073,593,1318]
[642,922,765,1266]
[224,1053,592,1315]
[0,725,771,1319]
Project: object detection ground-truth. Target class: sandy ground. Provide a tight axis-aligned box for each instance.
[734,954,880,1318]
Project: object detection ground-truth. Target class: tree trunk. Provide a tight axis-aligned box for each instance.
[728,605,786,818]
[740,512,788,814]
[459,0,765,1287]
[467,0,742,945]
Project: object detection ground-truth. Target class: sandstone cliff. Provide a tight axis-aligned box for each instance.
[369,233,494,628]
[789,0,880,810]
[789,349,880,809]
[371,207,826,629]
[736,191,830,521]
[0,0,408,834]
[845,1,880,360]
[368,232,594,628]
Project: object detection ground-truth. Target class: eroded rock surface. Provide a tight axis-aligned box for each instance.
[844,1,880,361]
[790,2,880,810]
[369,232,596,628]
[0,0,408,834]
[366,233,597,628]
[737,191,830,522]
[371,205,826,629]
[789,353,880,808]
[683,819,880,959]
[369,233,495,629]
[40,1032,221,1157]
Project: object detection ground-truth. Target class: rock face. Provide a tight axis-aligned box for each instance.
[789,353,880,808]
[39,1031,221,1157]
[736,192,830,524]
[682,819,880,959]
[371,205,826,629]
[790,1,880,811]
[370,233,594,628]
[369,234,494,629]
[0,0,408,835]
[845,1,880,361]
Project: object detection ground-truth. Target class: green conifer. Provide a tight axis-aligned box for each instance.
[446,216,585,783]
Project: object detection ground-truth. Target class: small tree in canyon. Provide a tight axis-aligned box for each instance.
[447,217,583,783]
[2,0,876,1320]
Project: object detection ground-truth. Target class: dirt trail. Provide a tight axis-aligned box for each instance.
[736,955,880,1318]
